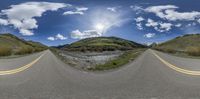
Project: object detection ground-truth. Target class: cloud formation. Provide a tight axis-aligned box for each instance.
[134,5,200,33]
[107,6,120,12]
[47,33,67,41]
[0,18,8,25]
[47,37,55,41]
[71,29,102,39]
[0,2,69,36]
[145,18,173,32]
[144,33,155,38]
[63,7,88,15]
[135,16,145,22]
[145,5,200,21]
[130,5,144,14]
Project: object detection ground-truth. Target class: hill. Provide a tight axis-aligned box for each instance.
[62,37,146,52]
[52,44,68,49]
[154,34,200,55]
[0,33,47,56]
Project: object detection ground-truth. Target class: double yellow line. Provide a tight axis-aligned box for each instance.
[1,50,199,76]
[0,53,45,75]
[152,50,200,75]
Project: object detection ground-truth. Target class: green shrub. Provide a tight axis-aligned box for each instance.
[0,47,12,56]
[186,46,200,56]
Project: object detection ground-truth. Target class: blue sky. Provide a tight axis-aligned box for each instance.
[0,0,200,46]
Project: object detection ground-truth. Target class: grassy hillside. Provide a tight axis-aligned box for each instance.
[154,34,200,56]
[62,37,146,52]
[0,33,47,56]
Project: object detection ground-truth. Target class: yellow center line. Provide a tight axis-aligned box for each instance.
[0,52,46,75]
[151,50,200,75]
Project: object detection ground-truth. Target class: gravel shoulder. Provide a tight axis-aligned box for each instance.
[51,48,146,71]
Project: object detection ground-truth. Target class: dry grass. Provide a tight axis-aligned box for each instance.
[155,47,176,54]
[186,46,200,56]
[0,47,12,56]
[15,47,33,55]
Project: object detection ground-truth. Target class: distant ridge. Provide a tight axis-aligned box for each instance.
[60,36,146,52]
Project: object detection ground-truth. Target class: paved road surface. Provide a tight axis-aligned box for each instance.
[1,49,200,99]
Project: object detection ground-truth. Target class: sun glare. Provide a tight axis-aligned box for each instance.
[95,23,105,31]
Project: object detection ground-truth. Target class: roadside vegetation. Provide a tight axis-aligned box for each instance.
[15,46,33,55]
[0,46,12,56]
[154,47,200,59]
[88,49,146,71]
[152,34,200,58]
[0,33,48,57]
[185,46,200,56]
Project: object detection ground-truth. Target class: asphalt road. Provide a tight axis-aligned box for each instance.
[1,49,200,99]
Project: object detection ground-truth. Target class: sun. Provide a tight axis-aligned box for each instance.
[95,23,105,31]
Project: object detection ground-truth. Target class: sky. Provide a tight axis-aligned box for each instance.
[0,0,200,46]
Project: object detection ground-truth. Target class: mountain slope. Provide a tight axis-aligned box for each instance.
[62,37,146,52]
[154,34,200,52]
[0,33,47,56]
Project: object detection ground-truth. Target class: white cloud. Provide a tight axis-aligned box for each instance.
[76,7,88,11]
[145,18,173,32]
[0,2,69,36]
[159,22,172,31]
[130,5,144,14]
[107,7,116,12]
[20,29,34,36]
[145,5,200,21]
[71,29,102,39]
[144,33,155,38]
[47,33,67,41]
[135,16,145,22]
[107,6,121,12]
[63,7,88,15]
[145,5,177,19]
[47,37,55,41]
[136,23,143,30]
[56,33,67,40]
[135,17,145,30]
[186,22,196,27]
[186,23,192,27]
[175,23,182,27]
[198,19,200,23]
[0,18,8,25]
[63,11,84,15]
[133,5,200,32]
[145,18,158,27]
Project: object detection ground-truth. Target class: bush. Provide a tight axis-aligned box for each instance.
[33,48,46,52]
[15,47,33,55]
[163,48,176,54]
[186,46,200,56]
[0,47,12,56]
[155,47,176,54]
